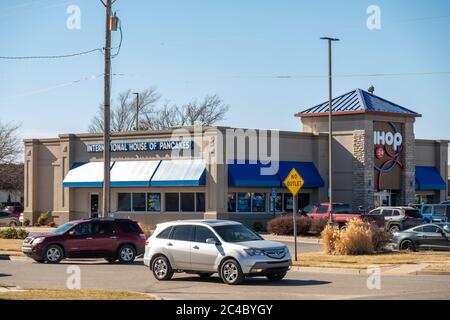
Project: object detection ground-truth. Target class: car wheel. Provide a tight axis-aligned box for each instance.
[400,240,415,251]
[9,221,18,227]
[220,259,244,285]
[44,245,64,264]
[105,257,116,263]
[152,255,174,281]
[118,245,136,264]
[198,273,213,278]
[389,225,400,234]
[266,273,286,281]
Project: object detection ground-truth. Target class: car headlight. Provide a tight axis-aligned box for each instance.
[32,237,45,245]
[243,248,265,256]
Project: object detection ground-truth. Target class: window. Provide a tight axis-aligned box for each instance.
[252,193,266,212]
[165,193,180,212]
[435,206,447,215]
[147,193,161,212]
[196,193,205,212]
[170,225,193,241]
[269,193,283,212]
[213,224,262,243]
[194,226,218,243]
[284,194,294,212]
[73,223,93,236]
[132,193,146,212]
[392,210,401,216]
[227,193,237,212]
[93,222,115,235]
[0,212,9,217]
[116,221,140,233]
[405,209,421,218]
[371,209,381,215]
[117,193,131,212]
[181,193,195,212]
[382,210,393,217]
[237,193,251,212]
[317,204,328,214]
[332,204,351,214]
[156,226,172,239]
[422,225,442,233]
[423,206,432,214]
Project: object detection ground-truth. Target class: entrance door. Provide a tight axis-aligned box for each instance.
[90,194,99,218]
[374,191,391,207]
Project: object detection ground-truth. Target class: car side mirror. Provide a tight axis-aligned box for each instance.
[206,238,220,245]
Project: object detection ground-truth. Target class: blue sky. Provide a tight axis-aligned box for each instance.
[1,0,449,148]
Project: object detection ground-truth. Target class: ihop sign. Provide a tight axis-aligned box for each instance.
[87,140,194,153]
[374,130,402,151]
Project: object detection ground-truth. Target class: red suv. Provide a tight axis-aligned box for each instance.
[22,218,146,264]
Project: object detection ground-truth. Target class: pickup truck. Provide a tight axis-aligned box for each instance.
[304,202,385,228]
[420,204,449,223]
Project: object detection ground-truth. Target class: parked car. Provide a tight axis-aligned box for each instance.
[420,204,448,223]
[441,201,450,205]
[144,220,292,285]
[21,217,146,264]
[1,205,24,218]
[305,202,385,228]
[369,207,424,233]
[391,223,450,251]
[0,211,20,227]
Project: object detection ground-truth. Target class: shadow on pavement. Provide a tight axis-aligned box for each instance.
[0,273,12,278]
[169,276,331,287]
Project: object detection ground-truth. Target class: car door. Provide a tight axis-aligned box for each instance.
[64,222,95,257]
[89,222,119,257]
[166,225,193,269]
[419,225,449,250]
[190,226,223,272]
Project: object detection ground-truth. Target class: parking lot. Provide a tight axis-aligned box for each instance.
[2,255,450,300]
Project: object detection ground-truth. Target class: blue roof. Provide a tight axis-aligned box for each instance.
[415,166,447,190]
[297,89,421,117]
[228,161,324,188]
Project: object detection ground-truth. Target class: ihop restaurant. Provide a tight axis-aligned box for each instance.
[23,89,448,227]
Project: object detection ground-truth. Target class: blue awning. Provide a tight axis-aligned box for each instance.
[228,161,324,188]
[110,160,161,187]
[415,166,446,190]
[277,161,325,188]
[228,161,280,187]
[63,162,114,188]
[150,159,206,187]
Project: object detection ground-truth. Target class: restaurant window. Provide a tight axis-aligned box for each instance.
[284,194,293,212]
[165,193,180,212]
[227,193,237,212]
[132,193,146,212]
[117,193,131,212]
[147,193,161,212]
[237,193,251,212]
[196,193,205,212]
[269,193,283,213]
[181,193,195,212]
[252,193,266,212]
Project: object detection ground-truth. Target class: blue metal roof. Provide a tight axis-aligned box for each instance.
[415,166,447,190]
[297,89,420,117]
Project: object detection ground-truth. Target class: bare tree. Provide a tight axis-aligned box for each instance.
[0,163,24,194]
[0,121,22,164]
[88,88,160,133]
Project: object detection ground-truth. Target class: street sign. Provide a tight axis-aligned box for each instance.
[283,168,304,196]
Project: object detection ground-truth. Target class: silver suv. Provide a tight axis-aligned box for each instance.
[369,206,424,233]
[143,220,292,285]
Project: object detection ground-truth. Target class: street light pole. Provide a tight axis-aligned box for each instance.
[102,0,113,217]
[320,37,339,225]
[133,92,139,131]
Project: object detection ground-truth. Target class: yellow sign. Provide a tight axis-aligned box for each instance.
[283,168,304,196]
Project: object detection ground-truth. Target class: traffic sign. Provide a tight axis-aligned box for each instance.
[283,168,304,196]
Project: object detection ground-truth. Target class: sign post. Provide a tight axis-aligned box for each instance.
[283,168,305,262]
[271,188,277,217]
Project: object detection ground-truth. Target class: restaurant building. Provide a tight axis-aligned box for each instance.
[23,89,448,227]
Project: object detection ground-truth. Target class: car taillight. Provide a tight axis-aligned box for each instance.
[139,233,146,239]
[145,239,150,246]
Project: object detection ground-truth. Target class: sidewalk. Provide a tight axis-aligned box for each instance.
[263,233,322,244]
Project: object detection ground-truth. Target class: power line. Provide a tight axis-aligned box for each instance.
[0,48,104,60]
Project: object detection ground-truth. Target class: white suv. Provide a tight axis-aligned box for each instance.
[143,220,292,285]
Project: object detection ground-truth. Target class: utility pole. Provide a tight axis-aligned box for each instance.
[133,92,139,131]
[320,37,339,224]
[102,0,113,217]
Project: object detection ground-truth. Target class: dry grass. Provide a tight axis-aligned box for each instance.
[0,239,22,252]
[0,288,156,300]
[423,263,450,273]
[294,251,450,269]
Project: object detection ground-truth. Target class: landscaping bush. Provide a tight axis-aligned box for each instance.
[23,218,30,227]
[267,215,311,236]
[252,221,264,232]
[309,218,328,234]
[0,228,29,240]
[321,218,391,255]
[37,212,49,226]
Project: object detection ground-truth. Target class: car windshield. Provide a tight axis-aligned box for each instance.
[435,206,447,215]
[333,204,351,214]
[52,223,75,235]
[213,224,263,243]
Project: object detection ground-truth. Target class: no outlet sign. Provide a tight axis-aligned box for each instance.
[283,168,304,196]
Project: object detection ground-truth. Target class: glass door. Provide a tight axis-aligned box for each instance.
[374,191,391,208]
[90,193,99,218]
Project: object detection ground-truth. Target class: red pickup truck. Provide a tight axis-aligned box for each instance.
[305,202,385,228]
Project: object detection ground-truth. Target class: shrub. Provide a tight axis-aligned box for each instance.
[138,222,153,238]
[23,218,30,227]
[37,212,49,226]
[310,218,328,234]
[252,221,264,232]
[370,223,393,252]
[267,215,311,236]
[0,228,29,240]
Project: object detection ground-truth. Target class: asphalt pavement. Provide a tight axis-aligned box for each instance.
[1,257,450,300]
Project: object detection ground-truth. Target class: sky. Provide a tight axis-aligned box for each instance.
[1,0,449,150]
